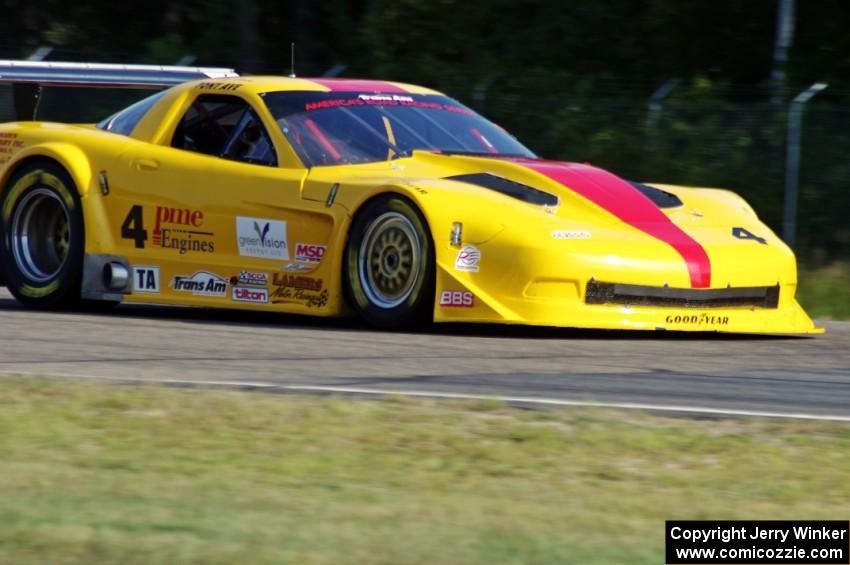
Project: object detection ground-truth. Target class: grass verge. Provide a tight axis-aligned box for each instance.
[1,377,849,564]
[798,262,850,320]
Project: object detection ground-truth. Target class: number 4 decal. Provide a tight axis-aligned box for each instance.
[121,205,148,248]
[732,227,767,245]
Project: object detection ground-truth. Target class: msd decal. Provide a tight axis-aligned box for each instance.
[454,245,481,272]
[133,266,160,293]
[295,243,327,264]
[172,271,228,297]
[232,286,269,304]
[236,217,289,260]
[439,291,474,307]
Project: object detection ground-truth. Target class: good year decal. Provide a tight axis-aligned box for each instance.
[665,313,730,326]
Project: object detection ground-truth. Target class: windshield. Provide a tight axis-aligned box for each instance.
[261,91,536,167]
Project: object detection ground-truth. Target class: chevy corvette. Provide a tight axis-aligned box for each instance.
[0,61,822,333]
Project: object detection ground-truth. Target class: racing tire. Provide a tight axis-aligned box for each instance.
[0,161,85,309]
[344,194,435,329]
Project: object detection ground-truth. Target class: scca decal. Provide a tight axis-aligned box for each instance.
[231,271,268,286]
[439,291,474,307]
[665,314,730,326]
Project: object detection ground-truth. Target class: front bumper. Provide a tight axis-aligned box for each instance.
[434,276,821,334]
[432,248,823,335]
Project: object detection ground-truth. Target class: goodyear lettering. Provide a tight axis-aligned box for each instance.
[20,280,59,298]
[665,314,730,326]
[3,171,74,222]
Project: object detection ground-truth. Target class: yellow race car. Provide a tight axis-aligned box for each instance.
[0,61,821,333]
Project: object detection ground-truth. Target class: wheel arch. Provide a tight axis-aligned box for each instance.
[341,187,436,274]
[1,143,93,201]
[340,188,437,321]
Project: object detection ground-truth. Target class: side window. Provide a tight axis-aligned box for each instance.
[172,94,277,166]
[98,90,168,136]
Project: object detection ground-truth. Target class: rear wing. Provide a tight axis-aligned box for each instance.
[0,60,239,120]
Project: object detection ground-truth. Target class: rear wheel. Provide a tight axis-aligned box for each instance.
[344,194,434,328]
[0,161,84,308]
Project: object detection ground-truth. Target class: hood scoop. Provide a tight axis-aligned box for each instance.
[446,173,559,206]
[628,181,683,209]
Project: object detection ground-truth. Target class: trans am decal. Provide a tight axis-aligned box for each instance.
[172,271,228,297]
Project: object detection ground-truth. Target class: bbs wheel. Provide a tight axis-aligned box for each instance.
[344,194,434,328]
[0,161,84,308]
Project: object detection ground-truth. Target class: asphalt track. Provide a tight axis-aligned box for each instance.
[1,287,849,421]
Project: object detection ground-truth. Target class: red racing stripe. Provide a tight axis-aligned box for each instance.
[309,78,407,93]
[514,160,711,288]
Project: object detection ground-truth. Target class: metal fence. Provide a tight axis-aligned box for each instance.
[1,80,847,262]
[478,91,849,262]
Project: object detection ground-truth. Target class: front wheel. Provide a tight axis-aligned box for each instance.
[344,194,435,328]
[0,161,85,308]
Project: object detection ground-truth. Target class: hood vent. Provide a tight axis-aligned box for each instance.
[447,173,559,206]
[628,181,683,209]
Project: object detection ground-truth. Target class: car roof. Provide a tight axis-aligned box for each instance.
[184,76,444,96]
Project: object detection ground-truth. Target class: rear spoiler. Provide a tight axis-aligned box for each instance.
[0,60,239,120]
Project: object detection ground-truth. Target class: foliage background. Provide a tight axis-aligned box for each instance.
[0,0,847,261]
